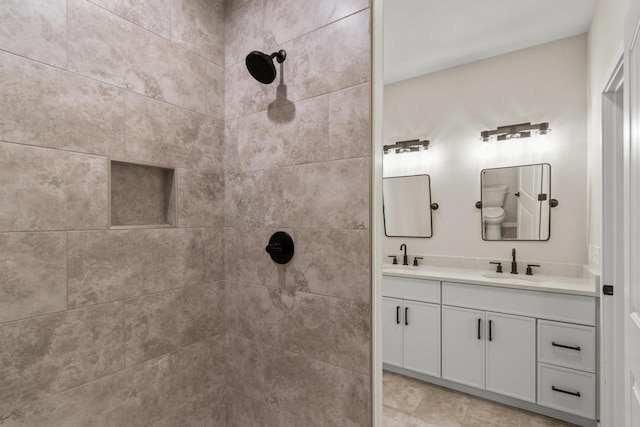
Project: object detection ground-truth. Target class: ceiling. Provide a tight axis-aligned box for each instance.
[383,0,596,84]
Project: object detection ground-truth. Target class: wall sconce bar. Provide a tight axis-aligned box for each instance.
[384,139,430,154]
[480,122,550,142]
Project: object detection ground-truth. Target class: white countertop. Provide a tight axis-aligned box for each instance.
[383,264,598,297]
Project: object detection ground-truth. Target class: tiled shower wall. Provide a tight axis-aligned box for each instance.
[1,0,372,425]
[1,0,226,425]
[223,0,372,425]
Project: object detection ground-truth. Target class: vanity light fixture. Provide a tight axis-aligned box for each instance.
[383,139,430,154]
[480,122,551,142]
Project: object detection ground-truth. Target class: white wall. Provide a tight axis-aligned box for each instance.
[383,34,589,265]
[586,0,630,270]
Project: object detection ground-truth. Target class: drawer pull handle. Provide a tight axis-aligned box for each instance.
[396,306,400,324]
[405,307,409,326]
[552,342,581,351]
[489,320,493,342]
[477,318,481,340]
[552,386,581,397]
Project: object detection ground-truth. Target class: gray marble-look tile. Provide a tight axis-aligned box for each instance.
[207,61,225,119]
[125,92,224,172]
[177,169,224,227]
[292,10,370,101]
[205,228,225,283]
[226,282,293,347]
[265,0,368,45]
[383,371,427,413]
[329,83,371,159]
[67,228,206,308]
[224,40,294,120]
[2,336,224,427]
[225,334,268,402]
[87,0,171,39]
[412,383,470,425]
[0,142,108,232]
[225,118,240,173]
[224,227,278,286]
[0,302,125,419]
[156,382,226,427]
[0,0,67,67]
[224,0,273,67]
[225,170,265,227]
[0,232,66,324]
[0,52,125,158]
[110,162,175,226]
[263,342,371,427]
[68,0,207,113]
[287,292,370,375]
[285,228,370,301]
[264,157,370,229]
[171,0,224,65]
[236,95,329,171]
[124,282,224,366]
[226,387,314,427]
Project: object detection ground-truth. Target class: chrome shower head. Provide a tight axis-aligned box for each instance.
[245,49,286,84]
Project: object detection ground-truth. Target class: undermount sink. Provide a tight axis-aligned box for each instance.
[482,273,543,283]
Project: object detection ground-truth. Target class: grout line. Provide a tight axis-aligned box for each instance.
[224,6,370,69]
[225,280,370,304]
[226,332,371,378]
[0,48,219,120]
[7,332,227,416]
[225,80,371,122]
[0,280,225,326]
[65,232,69,310]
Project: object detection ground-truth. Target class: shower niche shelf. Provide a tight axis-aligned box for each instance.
[110,161,176,228]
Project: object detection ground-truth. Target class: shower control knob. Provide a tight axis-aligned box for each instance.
[265,231,294,264]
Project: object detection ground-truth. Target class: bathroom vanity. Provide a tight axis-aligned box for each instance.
[382,265,598,426]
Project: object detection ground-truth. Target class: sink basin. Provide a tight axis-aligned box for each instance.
[482,273,543,283]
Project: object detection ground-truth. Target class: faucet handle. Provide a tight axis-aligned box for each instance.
[526,264,541,276]
[489,262,503,273]
[413,257,423,267]
[388,255,398,265]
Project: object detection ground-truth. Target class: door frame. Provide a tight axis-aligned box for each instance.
[601,54,625,427]
[370,0,384,425]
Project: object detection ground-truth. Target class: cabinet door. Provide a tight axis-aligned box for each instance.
[403,301,441,377]
[485,312,536,402]
[442,306,485,388]
[382,297,403,367]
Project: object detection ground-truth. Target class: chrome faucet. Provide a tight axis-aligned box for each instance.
[400,244,409,266]
[511,248,518,274]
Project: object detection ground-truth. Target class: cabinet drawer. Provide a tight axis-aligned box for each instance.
[538,320,596,372]
[442,282,596,325]
[537,363,596,419]
[383,276,440,303]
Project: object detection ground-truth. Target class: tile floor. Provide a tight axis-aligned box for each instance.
[383,371,576,427]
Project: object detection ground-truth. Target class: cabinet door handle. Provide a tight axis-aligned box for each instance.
[489,320,493,342]
[396,306,400,324]
[477,318,481,340]
[552,342,581,351]
[405,307,409,326]
[552,386,581,397]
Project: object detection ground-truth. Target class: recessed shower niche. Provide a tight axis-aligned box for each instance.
[110,161,176,227]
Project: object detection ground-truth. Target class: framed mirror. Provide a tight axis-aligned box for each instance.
[480,163,552,241]
[383,174,435,238]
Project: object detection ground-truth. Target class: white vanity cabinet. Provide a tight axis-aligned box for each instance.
[382,276,441,377]
[442,306,536,402]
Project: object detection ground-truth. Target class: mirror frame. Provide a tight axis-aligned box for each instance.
[383,174,434,238]
[479,163,552,242]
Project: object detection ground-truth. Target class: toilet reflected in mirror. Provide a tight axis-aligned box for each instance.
[481,163,552,241]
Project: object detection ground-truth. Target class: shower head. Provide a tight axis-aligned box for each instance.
[245,49,287,84]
